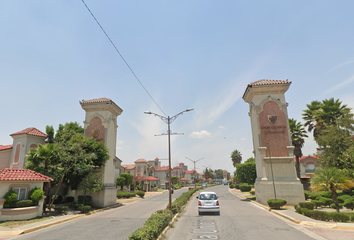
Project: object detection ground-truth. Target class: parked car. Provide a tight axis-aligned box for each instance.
[202,183,207,187]
[196,191,220,215]
[188,184,196,190]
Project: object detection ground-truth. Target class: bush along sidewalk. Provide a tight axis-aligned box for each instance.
[294,205,354,222]
[129,187,201,240]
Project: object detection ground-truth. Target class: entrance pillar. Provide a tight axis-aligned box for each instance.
[80,98,123,207]
[242,80,305,205]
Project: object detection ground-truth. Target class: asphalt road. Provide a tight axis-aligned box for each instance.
[165,185,322,240]
[11,188,189,240]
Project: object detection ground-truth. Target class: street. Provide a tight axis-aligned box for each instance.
[165,185,325,240]
[10,188,188,240]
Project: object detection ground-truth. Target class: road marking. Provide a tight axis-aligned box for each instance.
[191,219,219,239]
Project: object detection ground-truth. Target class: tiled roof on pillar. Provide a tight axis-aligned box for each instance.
[79,97,123,112]
[248,79,291,87]
[10,127,47,138]
[134,158,148,163]
[0,168,53,181]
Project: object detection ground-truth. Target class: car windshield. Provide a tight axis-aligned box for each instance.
[199,193,217,200]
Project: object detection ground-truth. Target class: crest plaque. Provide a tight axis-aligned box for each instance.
[267,115,277,124]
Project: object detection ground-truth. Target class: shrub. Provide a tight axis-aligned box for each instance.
[29,188,44,204]
[74,203,84,210]
[4,190,18,203]
[311,210,330,221]
[136,191,145,198]
[229,184,234,188]
[329,212,350,222]
[338,195,353,203]
[240,185,252,192]
[129,209,173,240]
[320,191,332,199]
[299,202,315,210]
[267,199,287,209]
[343,198,354,210]
[308,192,320,200]
[78,205,91,213]
[330,203,343,210]
[235,184,240,189]
[65,196,75,202]
[250,191,255,195]
[117,191,136,199]
[311,200,324,209]
[319,197,333,207]
[78,195,92,205]
[16,200,34,208]
[68,202,76,208]
[304,190,310,200]
[52,195,63,204]
[54,206,68,213]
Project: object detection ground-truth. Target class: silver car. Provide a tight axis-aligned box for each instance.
[196,191,220,215]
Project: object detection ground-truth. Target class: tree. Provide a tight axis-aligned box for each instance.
[120,173,133,190]
[26,122,109,209]
[78,170,103,205]
[302,98,354,142]
[245,157,255,163]
[214,169,224,179]
[116,177,125,190]
[171,176,179,185]
[310,167,354,212]
[204,168,214,180]
[234,162,256,185]
[289,118,308,178]
[231,149,242,167]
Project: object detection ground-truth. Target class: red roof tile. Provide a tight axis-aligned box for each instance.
[0,145,13,151]
[155,166,169,171]
[173,166,182,169]
[133,175,144,181]
[248,79,291,87]
[80,98,122,111]
[180,178,189,181]
[0,168,53,181]
[142,176,158,181]
[122,164,136,170]
[134,158,148,163]
[184,170,196,174]
[294,155,317,162]
[10,127,47,138]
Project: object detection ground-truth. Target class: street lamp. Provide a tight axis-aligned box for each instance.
[186,157,204,188]
[144,108,194,210]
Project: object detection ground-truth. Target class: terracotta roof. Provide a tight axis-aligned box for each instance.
[0,145,13,151]
[114,156,122,162]
[10,127,47,138]
[121,164,136,170]
[179,162,184,164]
[133,175,144,181]
[294,155,317,162]
[247,79,291,87]
[184,170,196,174]
[142,176,159,181]
[79,97,122,111]
[180,178,189,181]
[155,166,169,171]
[173,166,182,169]
[134,158,148,163]
[201,178,206,180]
[0,168,53,181]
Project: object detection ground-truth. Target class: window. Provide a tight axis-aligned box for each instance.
[306,163,315,172]
[13,188,26,200]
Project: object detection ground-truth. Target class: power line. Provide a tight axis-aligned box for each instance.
[81,0,167,116]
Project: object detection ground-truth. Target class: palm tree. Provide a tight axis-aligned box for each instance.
[310,167,354,212]
[302,98,354,143]
[289,118,308,179]
[231,149,242,167]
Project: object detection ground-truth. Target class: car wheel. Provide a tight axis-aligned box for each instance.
[198,211,202,216]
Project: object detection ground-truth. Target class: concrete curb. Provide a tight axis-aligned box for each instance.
[229,189,354,230]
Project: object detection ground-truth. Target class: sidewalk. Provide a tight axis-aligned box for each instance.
[229,188,354,231]
[0,191,166,237]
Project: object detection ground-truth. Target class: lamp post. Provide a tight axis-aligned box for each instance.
[186,157,203,188]
[144,108,194,210]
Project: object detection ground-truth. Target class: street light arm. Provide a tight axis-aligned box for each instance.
[170,108,194,124]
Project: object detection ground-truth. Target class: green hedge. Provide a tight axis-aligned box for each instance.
[319,197,333,207]
[338,195,353,203]
[78,205,91,213]
[267,199,287,209]
[311,199,325,209]
[54,206,68,213]
[136,191,145,198]
[294,205,352,222]
[240,185,252,192]
[343,198,354,210]
[299,202,315,210]
[3,200,35,208]
[129,187,201,240]
[320,191,332,199]
[117,191,136,199]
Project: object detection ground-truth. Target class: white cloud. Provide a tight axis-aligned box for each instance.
[218,126,226,129]
[241,138,246,141]
[118,140,124,144]
[329,58,354,72]
[189,130,211,139]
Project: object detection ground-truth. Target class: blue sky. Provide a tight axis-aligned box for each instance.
[1,1,354,175]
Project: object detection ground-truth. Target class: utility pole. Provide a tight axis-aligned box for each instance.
[186,157,204,188]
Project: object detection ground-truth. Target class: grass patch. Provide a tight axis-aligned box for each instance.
[0,216,53,228]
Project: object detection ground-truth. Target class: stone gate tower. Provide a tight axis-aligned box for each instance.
[242,79,304,205]
[80,97,123,207]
